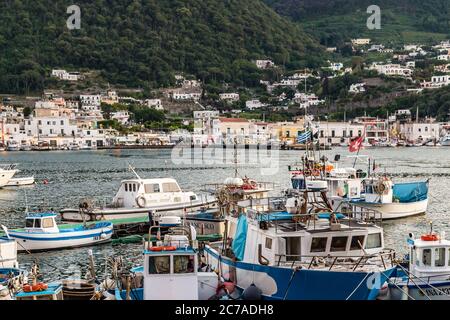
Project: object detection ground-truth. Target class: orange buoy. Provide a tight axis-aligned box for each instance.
[162,246,177,251]
[421,234,439,241]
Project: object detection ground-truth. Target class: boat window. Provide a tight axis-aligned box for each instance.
[144,184,160,193]
[25,219,34,228]
[124,184,128,192]
[173,255,195,274]
[162,183,181,193]
[148,256,170,274]
[423,249,432,266]
[265,237,273,250]
[132,184,136,192]
[350,235,365,250]
[42,218,54,228]
[435,248,445,267]
[34,219,41,228]
[330,237,348,252]
[311,237,327,252]
[365,233,382,249]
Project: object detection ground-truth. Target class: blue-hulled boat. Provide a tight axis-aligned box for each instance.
[4,212,113,252]
[203,188,397,300]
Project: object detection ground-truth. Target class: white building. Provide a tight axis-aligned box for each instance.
[370,63,413,77]
[255,60,275,69]
[172,92,201,101]
[193,110,221,145]
[245,100,264,110]
[51,69,81,81]
[317,122,364,145]
[399,122,441,142]
[349,83,366,94]
[80,95,101,107]
[111,111,130,125]
[219,93,240,103]
[421,75,450,89]
[145,99,164,110]
[351,38,371,46]
[437,55,450,61]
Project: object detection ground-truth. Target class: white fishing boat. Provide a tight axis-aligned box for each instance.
[114,222,219,300]
[202,187,397,300]
[68,142,80,151]
[6,140,20,151]
[3,212,113,252]
[19,143,32,151]
[0,164,18,188]
[440,133,450,146]
[350,177,429,220]
[383,229,450,300]
[61,168,217,222]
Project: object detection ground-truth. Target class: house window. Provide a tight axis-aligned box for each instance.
[330,237,348,252]
[320,130,324,138]
[331,130,335,138]
[435,248,445,267]
[38,120,42,125]
[60,120,64,125]
[311,237,327,252]
[265,237,273,249]
[286,131,290,137]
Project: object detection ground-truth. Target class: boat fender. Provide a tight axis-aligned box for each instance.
[136,195,146,208]
[242,284,262,300]
[100,232,107,240]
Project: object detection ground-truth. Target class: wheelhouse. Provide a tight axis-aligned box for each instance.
[24,213,59,233]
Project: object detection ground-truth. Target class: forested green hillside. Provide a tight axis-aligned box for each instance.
[0,0,325,94]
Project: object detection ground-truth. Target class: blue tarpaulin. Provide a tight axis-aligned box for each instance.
[232,214,248,261]
[393,181,428,203]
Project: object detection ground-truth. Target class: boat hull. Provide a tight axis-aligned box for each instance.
[203,246,395,300]
[8,224,113,252]
[60,200,217,222]
[0,170,17,188]
[5,177,35,186]
[352,199,428,220]
[387,280,450,300]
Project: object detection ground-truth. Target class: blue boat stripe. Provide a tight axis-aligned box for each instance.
[10,229,113,241]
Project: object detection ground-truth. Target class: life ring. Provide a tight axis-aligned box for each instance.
[150,246,177,252]
[421,234,439,241]
[136,195,146,208]
[23,282,48,292]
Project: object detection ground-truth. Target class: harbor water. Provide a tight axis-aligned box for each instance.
[0,147,448,281]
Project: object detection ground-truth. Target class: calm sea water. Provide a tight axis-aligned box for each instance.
[0,146,448,281]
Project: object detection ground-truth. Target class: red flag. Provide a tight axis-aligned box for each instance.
[349,136,364,153]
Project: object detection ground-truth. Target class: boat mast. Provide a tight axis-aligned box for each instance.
[128,164,142,180]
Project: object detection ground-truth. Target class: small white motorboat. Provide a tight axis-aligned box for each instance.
[6,177,35,187]
[0,164,18,188]
[2,212,113,252]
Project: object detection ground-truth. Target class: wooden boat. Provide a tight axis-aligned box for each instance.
[4,212,113,252]
[62,280,96,300]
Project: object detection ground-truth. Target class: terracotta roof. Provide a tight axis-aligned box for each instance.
[219,117,249,123]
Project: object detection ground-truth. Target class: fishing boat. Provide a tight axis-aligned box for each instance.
[114,222,220,300]
[440,133,450,146]
[3,212,113,252]
[202,185,397,300]
[0,268,28,300]
[19,143,32,151]
[349,177,429,220]
[0,164,18,188]
[0,235,18,268]
[383,228,450,300]
[60,167,217,222]
[6,140,20,151]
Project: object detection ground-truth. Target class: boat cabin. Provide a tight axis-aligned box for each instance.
[363,178,394,204]
[407,234,450,279]
[15,283,63,300]
[24,213,59,233]
[111,178,198,209]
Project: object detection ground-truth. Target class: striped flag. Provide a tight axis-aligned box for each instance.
[297,131,312,144]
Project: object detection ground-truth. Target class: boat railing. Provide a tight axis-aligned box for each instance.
[274,249,396,271]
[202,182,277,194]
